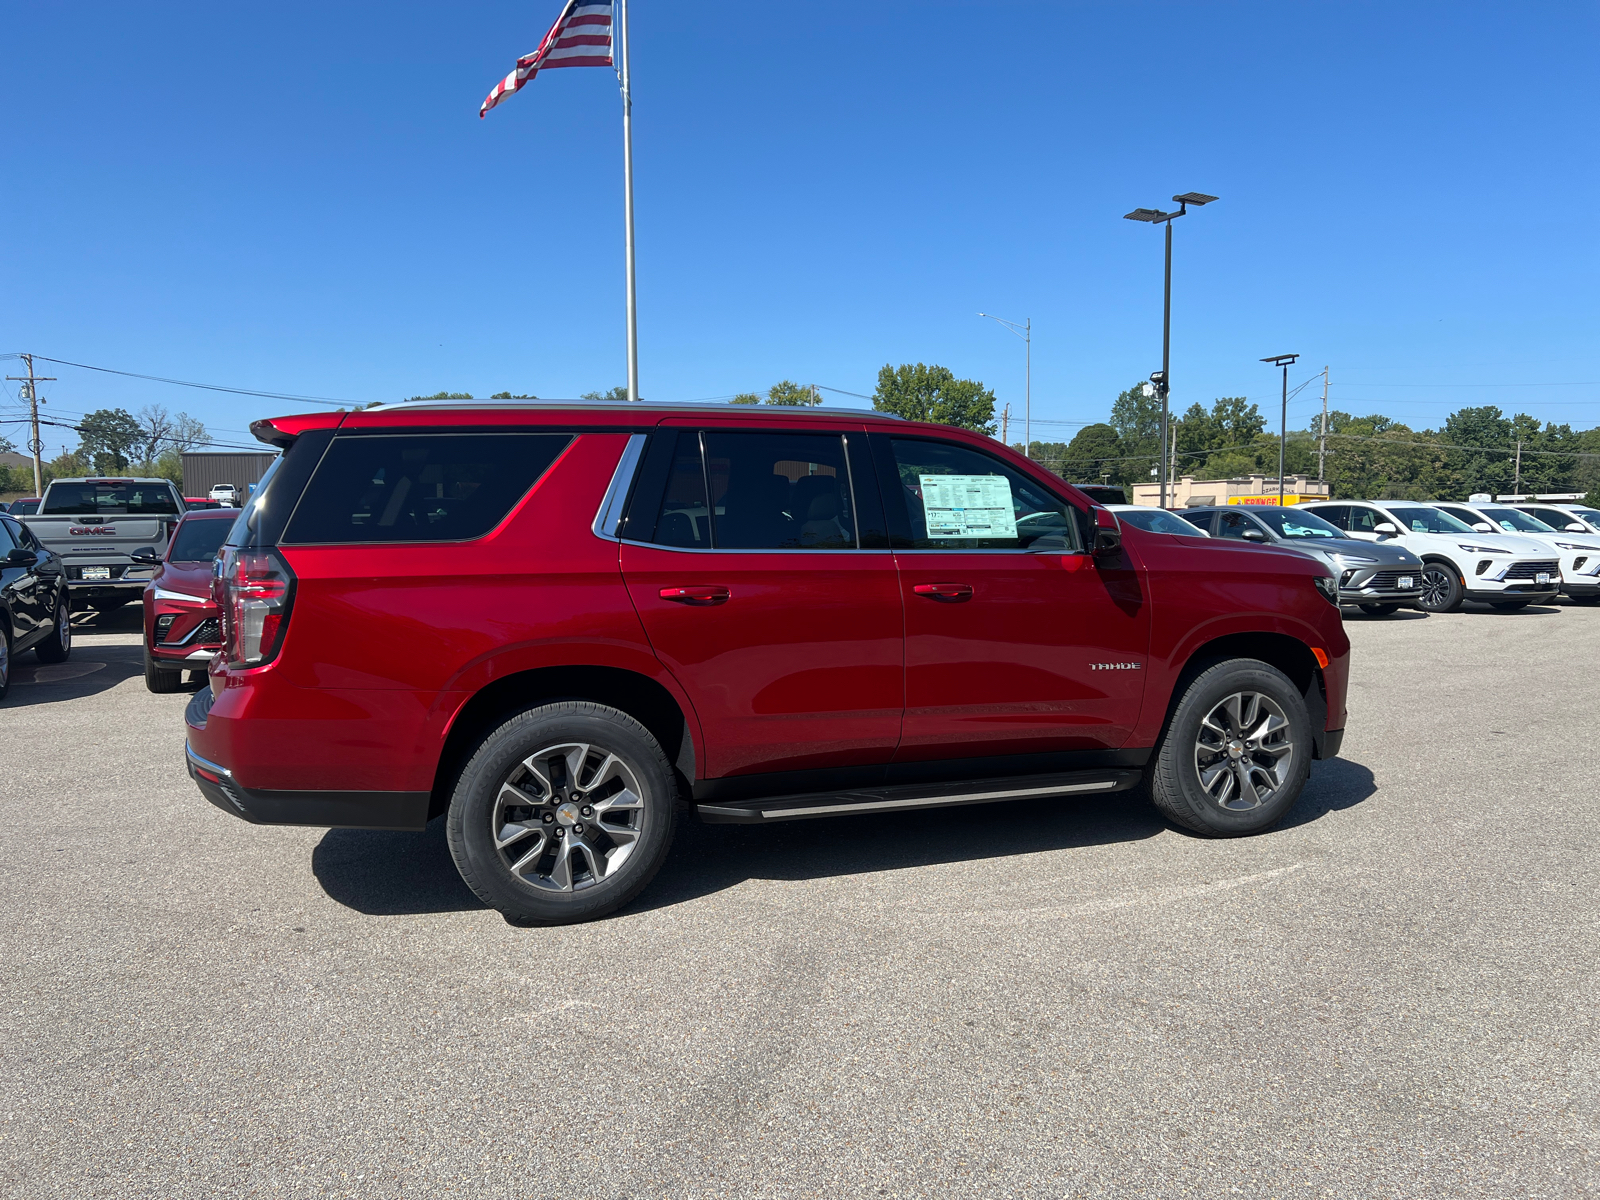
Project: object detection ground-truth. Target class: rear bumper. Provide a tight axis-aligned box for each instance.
[184,681,431,829]
[185,740,428,831]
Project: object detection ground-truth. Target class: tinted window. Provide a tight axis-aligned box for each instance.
[42,482,180,516]
[15,522,43,550]
[1347,506,1385,534]
[168,518,233,562]
[1309,504,1349,530]
[1217,511,1264,541]
[1179,510,1214,533]
[1116,507,1207,536]
[8,500,39,515]
[0,520,16,553]
[650,432,712,547]
[1387,506,1474,534]
[282,433,570,545]
[1525,507,1586,530]
[889,439,1079,551]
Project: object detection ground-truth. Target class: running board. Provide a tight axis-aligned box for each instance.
[695,769,1143,825]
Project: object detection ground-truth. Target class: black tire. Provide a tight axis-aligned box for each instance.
[34,597,72,663]
[1417,562,1464,613]
[1149,658,1312,838]
[446,702,678,925]
[1358,603,1402,616]
[0,625,11,702]
[1490,600,1531,611]
[143,647,182,694]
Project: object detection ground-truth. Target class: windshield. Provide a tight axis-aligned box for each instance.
[1387,505,1475,534]
[1115,507,1208,536]
[1482,507,1553,533]
[1251,508,1345,539]
[1572,508,1600,531]
[8,499,38,515]
[42,481,180,516]
[168,518,233,562]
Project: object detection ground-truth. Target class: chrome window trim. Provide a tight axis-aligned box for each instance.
[592,433,648,540]
[617,538,892,556]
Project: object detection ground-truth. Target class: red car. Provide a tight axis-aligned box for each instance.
[141,507,235,692]
[184,401,1350,925]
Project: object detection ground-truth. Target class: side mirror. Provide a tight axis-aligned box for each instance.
[1241,528,1268,543]
[1472,522,1493,533]
[128,546,162,566]
[1091,507,1122,557]
[5,547,38,568]
[1568,523,1588,533]
[1373,522,1398,536]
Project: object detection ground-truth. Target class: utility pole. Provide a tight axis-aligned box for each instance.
[1513,438,1523,495]
[1169,418,1180,504]
[1317,365,1329,482]
[7,354,56,496]
[999,402,1011,447]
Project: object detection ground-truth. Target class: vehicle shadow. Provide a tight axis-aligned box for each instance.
[4,644,145,707]
[1464,604,1562,616]
[311,756,1378,919]
[1342,608,1429,621]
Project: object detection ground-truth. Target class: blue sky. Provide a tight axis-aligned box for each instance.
[3,1,1596,455]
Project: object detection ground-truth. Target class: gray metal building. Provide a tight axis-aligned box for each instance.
[181,452,278,500]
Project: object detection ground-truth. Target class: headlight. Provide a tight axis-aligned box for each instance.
[1458,544,1507,554]
[1312,575,1339,606]
[1555,542,1600,551]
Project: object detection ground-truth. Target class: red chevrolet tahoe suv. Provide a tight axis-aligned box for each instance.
[184,400,1349,925]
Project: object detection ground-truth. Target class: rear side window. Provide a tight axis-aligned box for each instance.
[42,482,180,516]
[281,433,570,545]
[635,430,860,550]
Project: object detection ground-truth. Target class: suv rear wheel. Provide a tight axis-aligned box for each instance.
[35,598,72,664]
[446,702,678,925]
[1150,658,1312,837]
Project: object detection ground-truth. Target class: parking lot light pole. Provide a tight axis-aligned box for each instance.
[978,313,1030,458]
[1260,354,1300,505]
[1124,192,1217,508]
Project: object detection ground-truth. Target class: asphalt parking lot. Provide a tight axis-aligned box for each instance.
[3,602,1597,1199]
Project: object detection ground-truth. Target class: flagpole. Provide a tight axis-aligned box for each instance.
[620,0,639,402]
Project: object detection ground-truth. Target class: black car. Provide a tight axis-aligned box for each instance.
[1180,504,1426,614]
[0,513,72,700]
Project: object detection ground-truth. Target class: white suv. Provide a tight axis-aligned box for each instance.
[1508,502,1600,538]
[1432,500,1600,606]
[1297,500,1559,612]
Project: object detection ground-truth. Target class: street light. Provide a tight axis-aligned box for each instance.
[1260,353,1300,506]
[1123,192,1217,508]
[978,313,1030,457]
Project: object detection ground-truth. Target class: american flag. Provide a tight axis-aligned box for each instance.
[480,0,614,118]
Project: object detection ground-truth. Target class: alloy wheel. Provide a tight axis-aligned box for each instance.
[1193,691,1295,811]
[0,634,8,689]
[1419,566,1453,610]
[490,741,647,892]
[57,605,71,654]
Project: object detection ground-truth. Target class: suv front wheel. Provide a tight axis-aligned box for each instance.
[446,702,678,925]
[1150,659,1312,837]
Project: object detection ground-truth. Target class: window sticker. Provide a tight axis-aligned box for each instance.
[919,474,1018,539]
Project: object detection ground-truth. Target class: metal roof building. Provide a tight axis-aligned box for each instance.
[181,451,278,499]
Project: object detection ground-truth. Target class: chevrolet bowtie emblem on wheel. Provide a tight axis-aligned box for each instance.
[1090,662,1141,671]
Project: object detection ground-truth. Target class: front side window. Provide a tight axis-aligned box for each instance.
[641,430,858,551]
[0,520,17,553]
[282,433,570,545]
[1346,506,1387,535]
[41,482,180,516]
[1217,511,1264,541]
[1307,504,1349,530]
[888,438,1079,551]
[1386,506,1474,535]
[1525,507,1587,532]
[1480,507,1552,533]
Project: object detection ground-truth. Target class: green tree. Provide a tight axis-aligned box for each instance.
[872,363,996,434]
[407,391,474,401]
[77,408,143,474]
[729,392,761,405]
[1056,423,1123,483]
[489,391,538,400]
[766,380,817,406]
[580,387,631,402]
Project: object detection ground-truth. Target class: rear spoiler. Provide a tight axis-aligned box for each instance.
[250,411,347,449]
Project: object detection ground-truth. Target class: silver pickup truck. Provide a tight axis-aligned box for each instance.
[20,477,188,612]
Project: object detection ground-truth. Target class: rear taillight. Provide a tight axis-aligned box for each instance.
[215,547,296,667]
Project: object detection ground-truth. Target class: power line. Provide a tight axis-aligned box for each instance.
[11,353,364,407]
